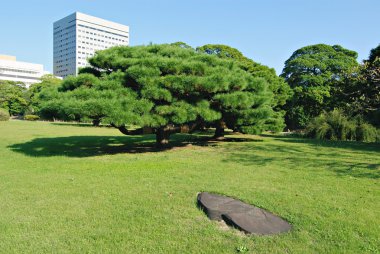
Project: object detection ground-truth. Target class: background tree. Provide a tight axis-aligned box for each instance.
[170,41,193,49]
[338,47,380,127]
[367,44,380,64]
[197,44,292,132]
[359,59,380,126]
[281,44,359,129]
[0,80,28,116]
[41,44,274,146]
[27,74,62,115]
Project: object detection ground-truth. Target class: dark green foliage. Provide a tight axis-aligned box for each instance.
[306,109,379,143]
[368,44,380,64]
[59,74,98,91]
[0,76,61,118]
[39,75,111,122]
[170,42,193,49]
[197,44,247,60]
[78,66,102,77]
[306,109,355,141]
[197,44,292,132]
[0,80,28,115]
[335,48,380,127]
[281,44,359,129]
[24,115,40,121]
[27,75,62,116]
[0,108,10,121]
[354,59,380,126]
[285,106,309,129]
[196,45,292,109]
[41,44,275,145]
[355,122,379,143]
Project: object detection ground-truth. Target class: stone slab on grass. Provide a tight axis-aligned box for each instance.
[197,192,292,235]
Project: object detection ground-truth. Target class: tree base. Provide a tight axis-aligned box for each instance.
[212,136,226,141]
[92,119,101,127]
[156,127,171,147]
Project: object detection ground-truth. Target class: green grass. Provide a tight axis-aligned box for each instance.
[0,120,379,253]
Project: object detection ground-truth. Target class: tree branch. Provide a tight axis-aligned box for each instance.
[110,123,144,135]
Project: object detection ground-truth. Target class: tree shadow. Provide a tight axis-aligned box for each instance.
[8,131,379,179]
[261,134,380,154]
[7,133,262,158]
[50,123,117,128]
[225,136,380,179]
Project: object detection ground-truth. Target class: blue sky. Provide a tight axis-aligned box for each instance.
[1,0,380,74]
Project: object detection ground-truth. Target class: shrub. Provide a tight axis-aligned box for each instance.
[24,115,40,121]
[356,122,378,142]
[306,109,379,143]
[0,108,10,121]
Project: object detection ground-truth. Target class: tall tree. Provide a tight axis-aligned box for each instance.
[197,44,292,132]
[281,44,359,129]
[355,60,380,126]
[367,44,380,64]
[339,48,380,126]
[42,44,274,146]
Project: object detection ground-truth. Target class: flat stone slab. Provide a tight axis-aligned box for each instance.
[197,192,291,235]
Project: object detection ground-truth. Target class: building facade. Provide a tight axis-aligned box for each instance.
[0,55,48,87]
[53,12,129,78]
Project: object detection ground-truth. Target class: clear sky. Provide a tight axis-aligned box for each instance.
[1,0,379,74]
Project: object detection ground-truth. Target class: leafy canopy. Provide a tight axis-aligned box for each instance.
[196,44,292,132]
[368,44,380,64]
[281,44,359,129]
[0,80,27,115]
[27,74,62,115]
[339,54,380,127]
[43,44,275,144]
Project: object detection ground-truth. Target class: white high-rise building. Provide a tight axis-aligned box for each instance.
[0,55,49,88]
[53,12,129,78]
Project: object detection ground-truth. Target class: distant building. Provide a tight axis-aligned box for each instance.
[0,55,49,87]
[53,12,130,78]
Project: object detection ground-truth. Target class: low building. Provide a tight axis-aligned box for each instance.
[0,55,49,87]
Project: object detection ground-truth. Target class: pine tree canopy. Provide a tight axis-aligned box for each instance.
[197,44,292,132]
[42,44,278,146]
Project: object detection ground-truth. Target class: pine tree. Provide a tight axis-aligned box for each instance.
[43,44,274,146]
[197,44,292,134]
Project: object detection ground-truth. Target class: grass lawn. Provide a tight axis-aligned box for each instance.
[0,120,379,253]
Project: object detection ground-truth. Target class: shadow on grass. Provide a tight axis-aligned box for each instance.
[8,131,379,179]
[7,133,262,157]
[50,123,120,129]
[261,134,380,153]
[227,135,380,179]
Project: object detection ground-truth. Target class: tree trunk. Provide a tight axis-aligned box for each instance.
[214,120,225,139]
[111,123,181,147]
[156,127,170,147]
[155,125,182,147]
[214,127,224,139]
[92,119,100,127]
[111,124,143,135]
